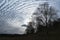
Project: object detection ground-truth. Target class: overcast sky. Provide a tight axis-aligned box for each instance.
[0,0,60,34]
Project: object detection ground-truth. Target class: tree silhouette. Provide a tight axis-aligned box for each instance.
[31,2,58,32]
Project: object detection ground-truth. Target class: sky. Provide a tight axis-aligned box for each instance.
[0,0,60,34]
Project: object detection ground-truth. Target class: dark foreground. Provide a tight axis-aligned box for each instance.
[0,22,60,40]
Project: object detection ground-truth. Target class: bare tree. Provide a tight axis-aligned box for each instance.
[31,2,58,32]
